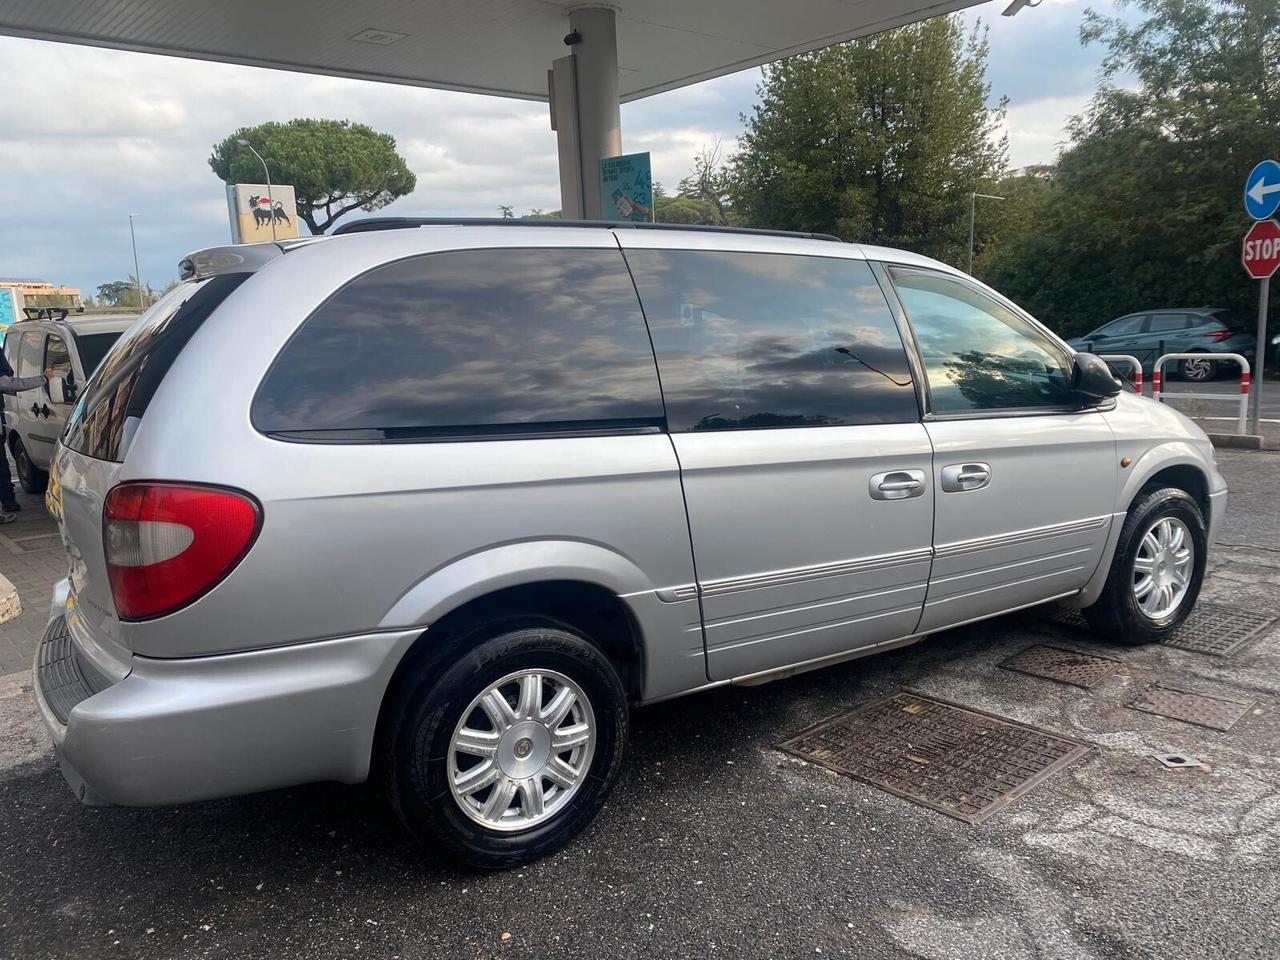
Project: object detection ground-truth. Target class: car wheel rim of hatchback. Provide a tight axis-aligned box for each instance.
[1183,358,1211,380]
[1132,516,1193,620]
[447,668,596,832]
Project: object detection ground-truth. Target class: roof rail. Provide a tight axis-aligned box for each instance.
[331,217,843,243]
[20,307,70,322]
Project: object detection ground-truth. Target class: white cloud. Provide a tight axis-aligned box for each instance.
[999,92,1091,167]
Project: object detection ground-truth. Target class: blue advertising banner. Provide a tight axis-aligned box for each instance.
[599,152,654,222]
[0,288,15,336]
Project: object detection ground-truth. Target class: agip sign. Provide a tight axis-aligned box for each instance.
[226,183,300,243]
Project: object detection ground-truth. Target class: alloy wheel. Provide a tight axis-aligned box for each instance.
[1181,357,1212,381]
[1132,516,1194,620]
[447,669,596,832]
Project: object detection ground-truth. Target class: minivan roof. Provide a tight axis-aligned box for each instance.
[178,219,963,282]
[331,217,844,243]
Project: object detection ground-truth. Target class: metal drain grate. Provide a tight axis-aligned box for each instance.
[1001,644,1121,689]
[1160,603,1277,656]
[1048,602,1277,657]
[779,692,1090,824]
[1127,683,1256,731]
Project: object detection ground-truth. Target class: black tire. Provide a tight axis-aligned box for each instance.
[381,619,628,870]
[1082,486,1207,645]
[1179,355,1217,382]
[12,438,47,494]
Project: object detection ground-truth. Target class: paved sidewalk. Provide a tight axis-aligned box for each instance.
[0,476,61,674]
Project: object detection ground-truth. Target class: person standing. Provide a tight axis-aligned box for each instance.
[0,352,55,521]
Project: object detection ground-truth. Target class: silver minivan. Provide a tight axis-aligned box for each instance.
[34,221,1225,869]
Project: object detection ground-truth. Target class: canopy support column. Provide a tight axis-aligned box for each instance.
[548,6,621,220]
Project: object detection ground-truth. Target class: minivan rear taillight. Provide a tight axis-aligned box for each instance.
[104,482,261,620]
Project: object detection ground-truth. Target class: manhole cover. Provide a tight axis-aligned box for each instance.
[1001,644,1121,689]
[7,534,62,553]
[1127,683,1256,731]
[778,692,1090,824]
[1048,602,1276,657]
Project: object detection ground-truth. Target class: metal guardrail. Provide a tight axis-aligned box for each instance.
[1098,354,1144,392]
[1152,352,1251,434]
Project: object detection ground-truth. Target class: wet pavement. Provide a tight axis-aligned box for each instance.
[1,450,1278,960]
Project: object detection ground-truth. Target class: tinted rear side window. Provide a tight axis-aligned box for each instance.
[74,332,124,376]
[625,250,917,432]
[63,275,247,462]
[1146,313,1192,334]
[253,247,664,441]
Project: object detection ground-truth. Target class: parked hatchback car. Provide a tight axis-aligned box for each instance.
[1067,307,1253,381]
[2,313,134,493]
[34,221,1225,869]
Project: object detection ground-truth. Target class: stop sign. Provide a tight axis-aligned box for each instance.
[1243,219,1280,279]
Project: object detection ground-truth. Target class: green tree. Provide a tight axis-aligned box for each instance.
[987,0,1280,337]
[209,119,417,234]
[729,16,1008,264]
[675,141,735,225]
[96,279,135,306]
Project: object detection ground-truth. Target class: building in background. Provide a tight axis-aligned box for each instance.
[0,280,82,333]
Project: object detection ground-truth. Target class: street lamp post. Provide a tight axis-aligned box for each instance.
[236,138,277,242]
[127,213,144,309]
[968,192,1007,276]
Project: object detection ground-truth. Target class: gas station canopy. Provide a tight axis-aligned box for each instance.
[1,0,981,101]
[0,1,985,218]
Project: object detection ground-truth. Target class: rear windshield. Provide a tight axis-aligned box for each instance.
[62,274,248,461]
[74,332,124,377]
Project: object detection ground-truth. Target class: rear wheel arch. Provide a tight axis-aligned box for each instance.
[373,579,647,761]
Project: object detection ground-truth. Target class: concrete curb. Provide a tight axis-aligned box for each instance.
[1207,433,1266,450]
[0,573,19,625]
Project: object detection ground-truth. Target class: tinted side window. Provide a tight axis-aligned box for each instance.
[1097,315,1144,336]
[1147,313,1191,334]
[625,250,917,432]
[74,332,124,377]
[253,248,663,439]
[64,276,242,462]
[890,268,1075,414]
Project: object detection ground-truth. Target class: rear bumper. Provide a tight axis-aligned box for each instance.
[34,612,420,807]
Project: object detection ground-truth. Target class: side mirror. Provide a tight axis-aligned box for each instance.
[1072,352,1122,404]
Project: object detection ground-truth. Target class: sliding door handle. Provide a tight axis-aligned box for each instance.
[870,469,926,501]
[941,462,991,492]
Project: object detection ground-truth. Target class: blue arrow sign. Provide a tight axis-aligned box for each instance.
[1245,159,1280,220]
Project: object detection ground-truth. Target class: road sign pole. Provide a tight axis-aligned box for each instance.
[1252,276,1269,434]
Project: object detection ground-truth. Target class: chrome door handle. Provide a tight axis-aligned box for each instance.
[870,469,926,501]
[941,462,991,492]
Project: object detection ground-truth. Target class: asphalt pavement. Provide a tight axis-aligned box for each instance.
[2,450,1279,960]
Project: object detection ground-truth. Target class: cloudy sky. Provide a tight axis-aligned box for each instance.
[0,0,1136,299]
